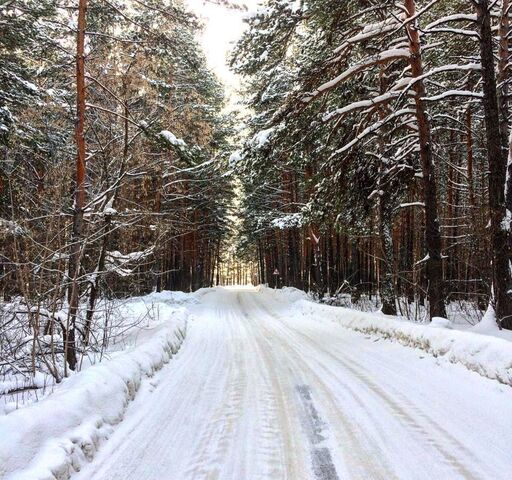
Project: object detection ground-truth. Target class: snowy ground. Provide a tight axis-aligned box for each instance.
[319,292,512,342]
[2,286,512,479]
[0,290,199,411]
[0,288,512,480]
[0,292,193,479]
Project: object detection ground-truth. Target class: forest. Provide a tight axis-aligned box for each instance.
[1,0,233,377]
[1,2,512,480]
[1,0,512,384]
[231,0,512,330]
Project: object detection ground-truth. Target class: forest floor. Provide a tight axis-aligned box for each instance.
[69,286,510,480]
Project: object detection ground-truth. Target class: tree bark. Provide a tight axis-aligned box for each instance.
[476,0,512,329]
[498,0,509,147]
[66,0,87,371]
[376,65,397,315]
[404,0,446,319]
[379,193,397,314]
[465,104,476,211]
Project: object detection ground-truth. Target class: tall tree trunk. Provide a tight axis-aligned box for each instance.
[465,104,476,211]
[498,0,509,146]
[476,0,512,329]
[376,65,397,315]
[404,0,446,319]
[379,193,397,314]
[83,221,109,346]
[499,0,512,286]
[66,0,87,371]
[498,0,512,227]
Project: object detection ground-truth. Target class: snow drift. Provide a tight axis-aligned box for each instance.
[0,307,188,480]
[259,287,512,386]
[295,297,512,386]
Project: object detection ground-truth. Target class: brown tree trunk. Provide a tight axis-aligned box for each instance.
[404,0,446,319]
[84,75,131,345]
[84,222,109,346]
[476,0,512,329]
[379,193,397,314]
[498,0,509,146]
[465,105,476,211]
[499,0,512,285]
[66,0,87,371]
[376,65,397,315]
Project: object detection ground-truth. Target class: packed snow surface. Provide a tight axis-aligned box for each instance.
[69,287,511,480]
[3,287,512,479]
[297,297,512,386]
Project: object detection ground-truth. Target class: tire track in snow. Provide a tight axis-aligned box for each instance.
[235,294,312,480]
[295,384,340,480]
[182,299,301,480]
[239,293,392,480]
[252,293,487,480]
[291,326,484,480]
[182,306,249,480]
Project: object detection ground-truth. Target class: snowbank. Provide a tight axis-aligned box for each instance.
[0,308,188,480]
[141,288,209,306]
[259,285,309,303]
[297,299,512,386]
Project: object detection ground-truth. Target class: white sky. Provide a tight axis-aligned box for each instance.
[186,1,259,102]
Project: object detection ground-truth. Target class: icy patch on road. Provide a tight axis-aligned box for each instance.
[0,306,189,480]
[296,385,340,480]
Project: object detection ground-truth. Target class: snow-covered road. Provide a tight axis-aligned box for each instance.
[75,287,512,480]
